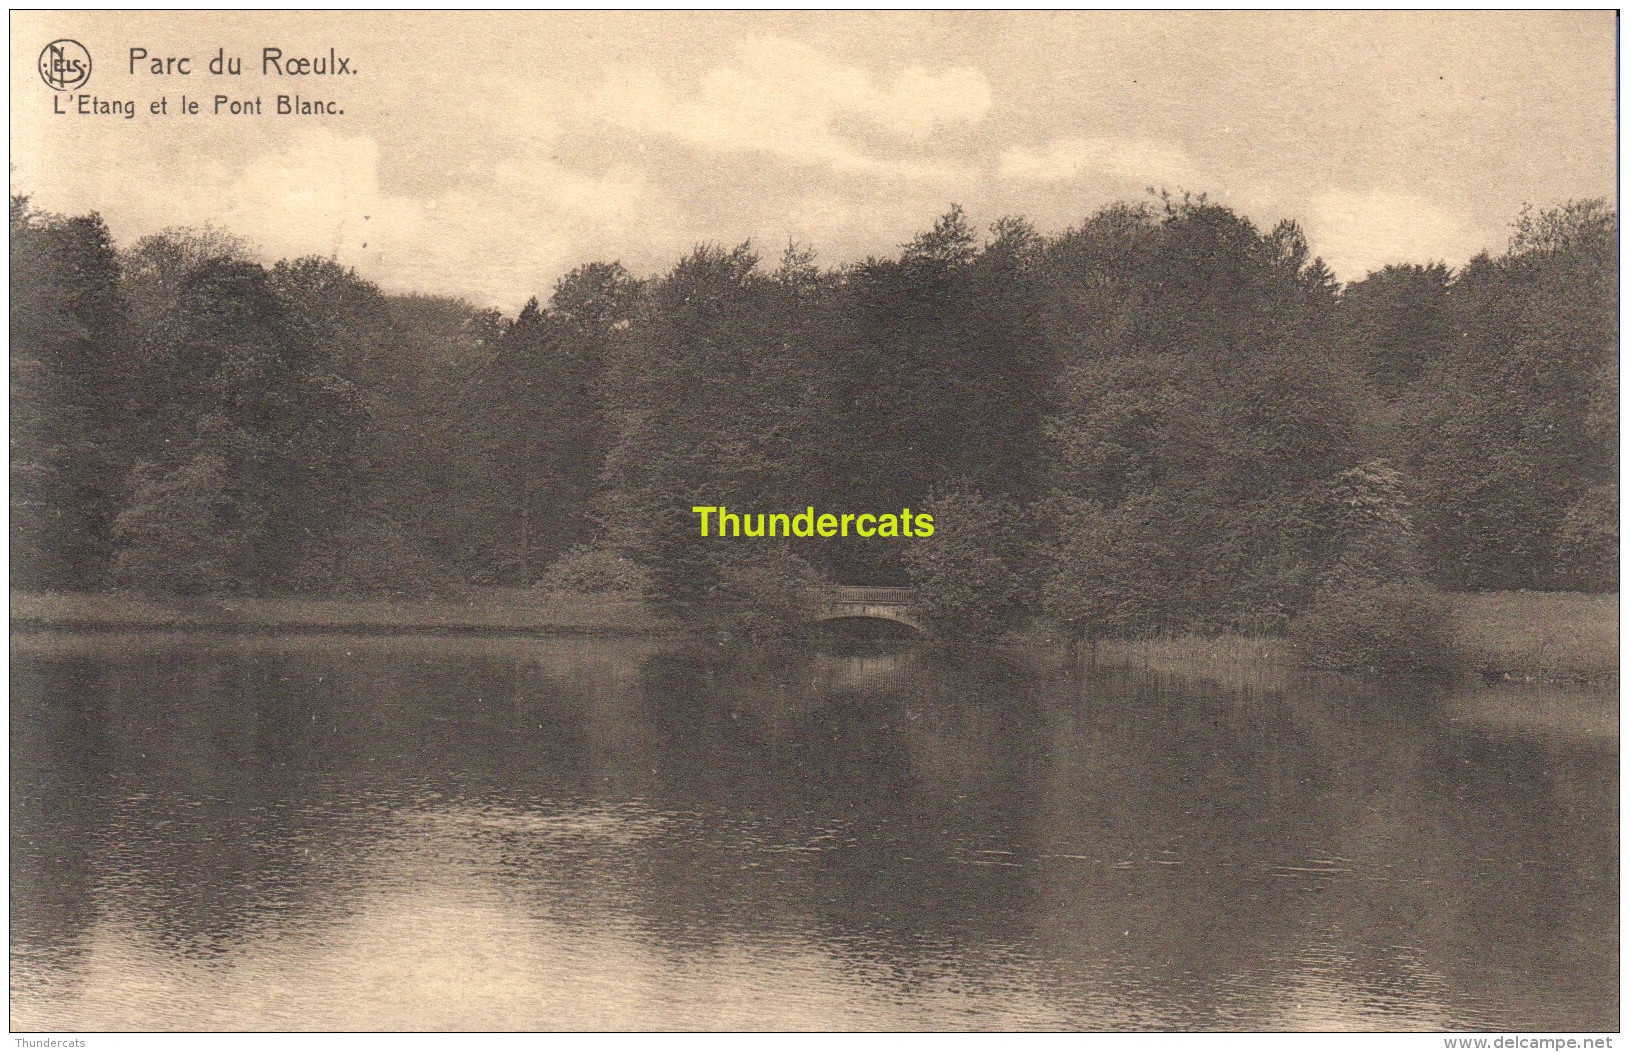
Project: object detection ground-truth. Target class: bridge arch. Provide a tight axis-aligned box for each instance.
[813,586,922,632]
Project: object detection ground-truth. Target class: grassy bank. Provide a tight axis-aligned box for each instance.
[1067,591,1617,688]
[1446,590,1618,686]
[1082,634,1297,692]
[11,588,1618,685]
[10,590,666,636]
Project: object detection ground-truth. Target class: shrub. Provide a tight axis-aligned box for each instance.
[1318,459,1421,582]
[112,454,260,596]
[709,547,830,641]
[290,514,458,596]
[905,487,1023,641]
[1555,484,1617,592]
[1041,488,1316,640]
[1042,498,1163,638]
[1290,578,1453,676]
[535,544,650,598]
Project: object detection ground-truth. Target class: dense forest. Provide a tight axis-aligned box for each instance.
[10,191,1618,659]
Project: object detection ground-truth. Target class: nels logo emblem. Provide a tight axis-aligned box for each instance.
[39,39,91,90]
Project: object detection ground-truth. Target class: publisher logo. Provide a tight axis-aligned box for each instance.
[39,40,91,90]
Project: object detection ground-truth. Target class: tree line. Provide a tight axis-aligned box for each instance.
[10,191,1617,656]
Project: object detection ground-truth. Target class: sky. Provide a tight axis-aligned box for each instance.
[10,10,1619,311]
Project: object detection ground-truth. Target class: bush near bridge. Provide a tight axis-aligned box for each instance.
[904,487,1026,641]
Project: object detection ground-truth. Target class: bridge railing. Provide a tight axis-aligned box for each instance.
[827,585,914,605]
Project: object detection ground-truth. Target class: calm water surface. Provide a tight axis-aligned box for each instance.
[10,632,1618,1030]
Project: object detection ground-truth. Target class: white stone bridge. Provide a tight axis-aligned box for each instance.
[814,585,921,631]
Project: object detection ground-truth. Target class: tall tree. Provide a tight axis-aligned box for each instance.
[113,245,365,592]
[602,243,812,604]
[1336,262,1454,391]
[1407,200,1618,590]
[10,198,127,588]
[1040,199,1364,635]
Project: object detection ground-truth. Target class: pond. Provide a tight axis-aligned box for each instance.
[10,632,1618,1031]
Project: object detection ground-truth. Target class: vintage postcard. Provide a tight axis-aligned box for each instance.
[9,9,1618,1039]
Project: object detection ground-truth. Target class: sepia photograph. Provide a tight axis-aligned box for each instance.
[8,9,1620,1038]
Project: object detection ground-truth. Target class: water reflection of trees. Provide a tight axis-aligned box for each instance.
[12,637,659,970]
[12,653,120,994]
[10,635,1617,1030]
[624,649,1615,1028]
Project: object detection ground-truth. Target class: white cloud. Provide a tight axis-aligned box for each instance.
[594,36,990,179]
[990,136,1211,192]
[997,136,1202,188]
[48,127,673,308]
[1308,189,1486,281]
